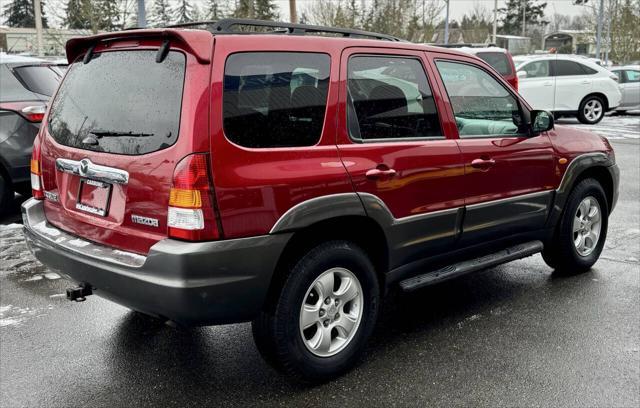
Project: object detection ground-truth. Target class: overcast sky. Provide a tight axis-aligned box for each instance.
[273,0,589,20]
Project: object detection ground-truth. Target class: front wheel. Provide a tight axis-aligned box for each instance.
[252,240,380,383]
[577,96,605,124]
[542,178,608,274]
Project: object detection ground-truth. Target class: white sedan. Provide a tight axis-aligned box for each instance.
[516,55,622,124]
[610,65,640,113]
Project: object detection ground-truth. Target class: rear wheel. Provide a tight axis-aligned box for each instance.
[542,178,608,274]
[252,240,380,383]
[577,95,605,124]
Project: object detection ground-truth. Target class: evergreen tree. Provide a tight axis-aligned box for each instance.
[65,0,91,29]
[151,0,171,26]
[99,0,120,30]
[173,0,194,23]
[3,0,49,28]
[204,0,223,20]
[499,0,548,36]
[255,0,278,20]
[233,0,253,18]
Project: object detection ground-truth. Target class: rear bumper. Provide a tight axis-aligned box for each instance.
[22,198,291,325]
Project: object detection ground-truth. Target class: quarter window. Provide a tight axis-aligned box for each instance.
[347,56,442,141]
[223,52,330,148]
[436,60,526,138]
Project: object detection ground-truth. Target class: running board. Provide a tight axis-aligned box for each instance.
[399,240,544,292]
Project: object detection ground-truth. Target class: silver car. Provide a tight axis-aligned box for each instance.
[610,65,640,113]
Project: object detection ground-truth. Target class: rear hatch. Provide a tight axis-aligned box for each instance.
[38,32,213,254]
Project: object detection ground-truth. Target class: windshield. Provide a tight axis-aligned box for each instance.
[47,50,186,155]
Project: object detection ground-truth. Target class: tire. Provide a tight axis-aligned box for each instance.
[252,240,380,383]
[542,178,608,274]
[577,95,605,124]
[0,174,13,214]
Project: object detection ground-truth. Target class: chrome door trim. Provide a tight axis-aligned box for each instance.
[55,158,129,185]
[466,190,554,210]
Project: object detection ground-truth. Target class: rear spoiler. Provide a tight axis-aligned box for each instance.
[65,29,213,65]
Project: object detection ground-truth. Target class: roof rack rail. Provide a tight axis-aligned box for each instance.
[431,43,497,48]
[165,18,404,42]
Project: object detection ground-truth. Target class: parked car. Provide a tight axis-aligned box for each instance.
[457,46,519,90]
[0,54,63,211]
[610,65,640,113]
[515,54,621,124]
[23,20,619,383]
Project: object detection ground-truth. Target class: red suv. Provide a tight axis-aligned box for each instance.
[23,20,619,382]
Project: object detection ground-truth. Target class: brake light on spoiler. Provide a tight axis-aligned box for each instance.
[168,153,221,241]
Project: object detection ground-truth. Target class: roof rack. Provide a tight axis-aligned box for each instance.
[432,43,497,48]
[165,18,403,42]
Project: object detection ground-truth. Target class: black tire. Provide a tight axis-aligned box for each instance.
[0,174,13,214]
[577,95,606,124]
[252,240,380,383]
[542,178,608,274]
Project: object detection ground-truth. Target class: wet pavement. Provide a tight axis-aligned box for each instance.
[0,137,638,407]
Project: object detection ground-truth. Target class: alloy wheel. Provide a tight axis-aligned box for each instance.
[573,196,602,257]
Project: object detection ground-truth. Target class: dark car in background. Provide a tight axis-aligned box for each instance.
[0,54,63,211]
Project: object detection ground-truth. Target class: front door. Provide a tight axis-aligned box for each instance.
[336,48,466,269]
[431,56,556,246]
[517,58,555,111]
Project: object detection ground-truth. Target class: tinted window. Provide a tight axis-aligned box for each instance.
[476,52,512,75]
[348,56,441,140]
[520,60,550,78]
[436,60,526,138]
[625,70,640,82]
[0,65,37,102]
[48,51,185,155]
[223,52,330,148]
[12,65,61,96]
[580,64,598,75]
[554,60,587,76]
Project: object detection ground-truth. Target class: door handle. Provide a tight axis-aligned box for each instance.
[470,158,496,170]
[366,166,397,180]
[581,80,591,84]
[543,82,553,86]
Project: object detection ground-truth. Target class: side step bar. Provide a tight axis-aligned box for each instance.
[399,240,544,292]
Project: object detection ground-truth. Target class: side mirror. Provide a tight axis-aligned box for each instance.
[517,70,528,79]
[531,110,554,135]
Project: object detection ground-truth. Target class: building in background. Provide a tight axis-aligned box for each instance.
[494,35,531,55]
[0,27,92,56]
[543,30,599,56]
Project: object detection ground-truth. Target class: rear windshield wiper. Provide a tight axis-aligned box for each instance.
[89,130,155,137]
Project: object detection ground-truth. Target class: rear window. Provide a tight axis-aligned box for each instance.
[476,52,512,76]
[12,65,61,96]
[223,52,330,148]
[48,50,185,155]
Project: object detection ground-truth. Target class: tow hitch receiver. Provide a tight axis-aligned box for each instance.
[66,283,93,302]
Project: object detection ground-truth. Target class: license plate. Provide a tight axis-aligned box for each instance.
[76,179,112,217]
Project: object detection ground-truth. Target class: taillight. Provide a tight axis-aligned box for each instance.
[0,102,46,123]
[513,75,519,91]
[167,153,221,241]
[21,105,46,122]
[31,136,44,199]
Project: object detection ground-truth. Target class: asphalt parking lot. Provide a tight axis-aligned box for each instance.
[1,115,638,407]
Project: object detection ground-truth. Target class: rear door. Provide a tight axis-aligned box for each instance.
[39,37,212,254]
[430,54,556,245]
[337,47,465,269]
[552,59,593,111]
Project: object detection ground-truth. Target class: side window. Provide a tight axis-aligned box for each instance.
[223,52,330,148]
[611,70,625,83]
[553,60,587,76]
[436,60,526,138]
[625,70,640,83]
[347,55,442,141]
[520,60,550,78]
